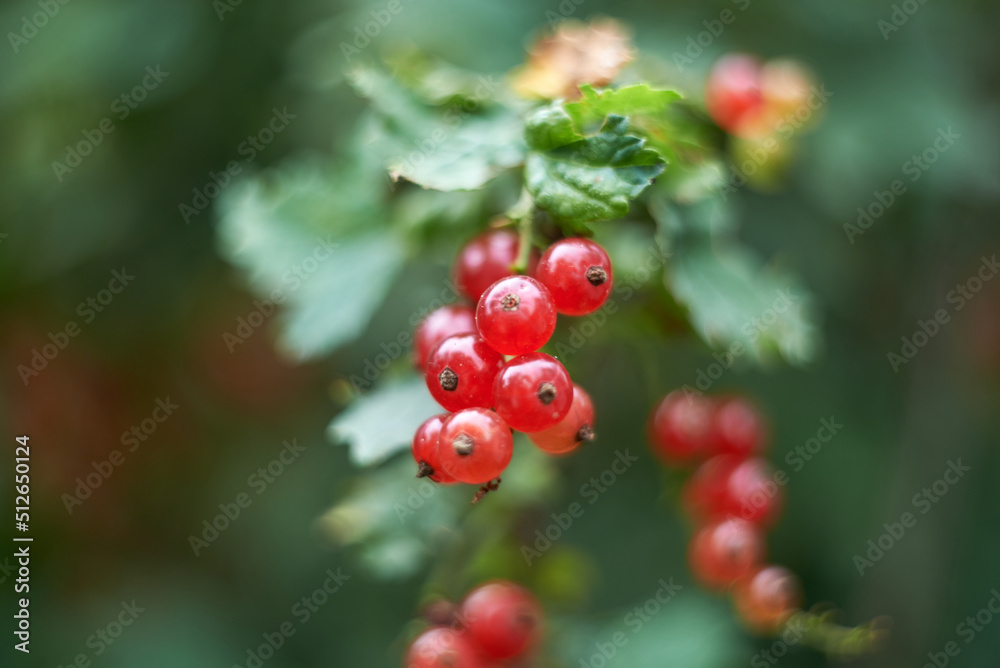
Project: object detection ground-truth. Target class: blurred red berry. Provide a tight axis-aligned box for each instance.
[459,581,543,660]
[688,518,766,590]
[648,391,713,465]
[733,565,802,633]
[454,229,538,303]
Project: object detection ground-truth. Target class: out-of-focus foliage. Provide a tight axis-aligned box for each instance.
[1,1,999,668]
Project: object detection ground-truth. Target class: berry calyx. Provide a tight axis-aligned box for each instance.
[406,627,486,668]
[648,391,714,465]
[709,396,767,458]
[705,54,764,136]
[688,517,766,590]
[535,238,613,316]
[476,276,557,356]
[493,353,572,433]
[411,414,458,485]
[425,334,505,412]
[683,455,783,526]
[529,383,595,454]
[733,565,802,634]
[459,581,543,660]
[454,229,538,303]
[414,305,477,371]
[437,408,513,484]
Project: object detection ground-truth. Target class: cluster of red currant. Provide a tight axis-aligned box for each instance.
[705,53,816,139]
[411,229,612,496]
[648,391,802,633]
[407,580,543,668]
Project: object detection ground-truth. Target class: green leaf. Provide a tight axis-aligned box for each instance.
[666,240,820,365]
[327,376,440,467]
[216,159,404,360]
[564,83,681,131]
[524,104,583,151]
[318,455,466,580]
[349,66,525,191]
[560,594,749,667]
[525,115,666,224]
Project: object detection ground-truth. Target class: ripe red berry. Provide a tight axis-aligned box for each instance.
[683,455,783,526]
[459,581,543,660]
[411,414,458,484]
[476,276,557,356]
[688,518,766,590]
[493,353,572,433]
[648,391,713,465]
[705,54,764,135]
[535,238,613,316]
[528,384,595,454]
[406,627,485,668]
[733,565,802,633]
[425,334,505,412]
[437,408,513,484]
[414,305,477,371]
[709,396,766,458]
[454,229,538,303]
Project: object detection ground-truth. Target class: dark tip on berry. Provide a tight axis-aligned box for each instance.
[576,425,595,443]
[500,293,520,311]
[453,433,474,456]
[416,461,435,478]
[586,265,607,286]
[439,367,458,392]
[537,382,557,405]
[516,609,537,629]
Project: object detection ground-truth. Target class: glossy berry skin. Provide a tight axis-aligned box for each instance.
[683,455,783,526]
[476,276,557,356]
[406,627,486,668]
[535,238,613,316]
[529,384,595,454]
[437,408,513,484]
[705,54,764,135]
[688,518,766,590]
[709,396,766,458]
[454,230,538,303]
[425,334,505,412]
[493,353,572,433]
[414,305,477,371]
[648,391,714,465]
[411,414,458,484]
[733,565,802,633]
[459,581,543,660]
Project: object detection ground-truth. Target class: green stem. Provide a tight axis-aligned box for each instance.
[506,188,535,274]
[782,608,890,657]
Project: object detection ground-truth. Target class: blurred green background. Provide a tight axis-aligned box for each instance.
[2,0,999,666]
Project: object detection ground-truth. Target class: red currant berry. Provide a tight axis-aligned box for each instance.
[493,353,572,433]
[411,414,458,484]
[733,565,802,633]
[459,581,543,660]
[454,229,538,303]
[688,518,766,590]
[425,334,505,412]
[406,627,485,668]
[437,408,513,484]
[683,455,783,526]
[535,238,613,316]
[528,383,595,454]
[709,396,767,458]
[414,305,477,371]
[476,276,557,356]
[705,54,764,135]
[648,391,713,465]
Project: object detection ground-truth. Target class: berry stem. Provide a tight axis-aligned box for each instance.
[506,188,535,274]
[783,608,890,657]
